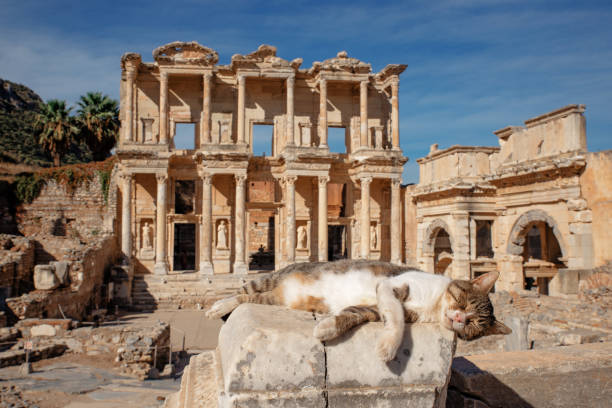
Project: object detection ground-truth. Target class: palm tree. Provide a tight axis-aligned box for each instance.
[76,92,119,161]
[36,99,78,167]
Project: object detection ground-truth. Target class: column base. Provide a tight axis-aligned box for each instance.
[233,262,248,275]
[199,262,214,276]
[153,262,168,275]
[391,258,402,265]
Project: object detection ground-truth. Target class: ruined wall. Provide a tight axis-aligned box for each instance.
[17,176,115,261]
[0,235,34,298]
[6,235,119,320]
[581,150,612,267]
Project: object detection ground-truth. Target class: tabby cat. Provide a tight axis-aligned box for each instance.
[206,260,511,361]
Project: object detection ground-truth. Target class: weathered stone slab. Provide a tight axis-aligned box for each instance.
[450,342,612,408]
[217,303,326,393]
[33,264,59,290]
[167,304,457,407]
[52,261,70,285]
[504,315,529,351]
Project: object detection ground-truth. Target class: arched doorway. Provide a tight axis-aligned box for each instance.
[424,219,454,275]
[507,210,567,294]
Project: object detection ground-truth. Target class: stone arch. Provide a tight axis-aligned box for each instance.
[423,219,454,254]
[506,209,567,258]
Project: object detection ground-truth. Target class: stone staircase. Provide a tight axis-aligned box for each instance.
[130,273,266,312]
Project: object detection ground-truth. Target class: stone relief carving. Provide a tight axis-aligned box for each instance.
[297,225,308,249]
[370,224,378,250]
[153,41,219,66]
[142,222,152,250]
[217,220,228,249]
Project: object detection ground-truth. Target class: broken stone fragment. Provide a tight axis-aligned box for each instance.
[33,265,59,290]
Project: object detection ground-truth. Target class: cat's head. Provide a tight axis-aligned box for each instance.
[441,271,511,340]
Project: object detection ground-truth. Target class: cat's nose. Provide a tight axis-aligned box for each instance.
[453,312,465,323]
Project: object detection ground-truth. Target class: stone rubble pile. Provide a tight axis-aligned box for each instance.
[0,384,39,408]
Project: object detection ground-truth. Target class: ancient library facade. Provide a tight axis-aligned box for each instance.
[118,42,407,275]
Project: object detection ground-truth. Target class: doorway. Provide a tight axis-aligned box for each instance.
[173,223,196,271]
[328,225,347,261]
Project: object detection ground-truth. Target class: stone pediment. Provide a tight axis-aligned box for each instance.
[153,41,219,66]
[310,51,372,74]
[120,53,142,71]
[231,44,302,70]
[376,64,408,81]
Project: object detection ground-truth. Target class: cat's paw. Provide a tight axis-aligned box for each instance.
[376,332,402,362]
[313,317,338,341]
[206,297,239,319]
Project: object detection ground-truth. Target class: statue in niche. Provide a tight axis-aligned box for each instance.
[142,222,152,250]
[217,220,228,249]
[370,224,377,250]
[297,225,307,249]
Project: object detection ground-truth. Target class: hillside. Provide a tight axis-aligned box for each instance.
[0,78,92,168]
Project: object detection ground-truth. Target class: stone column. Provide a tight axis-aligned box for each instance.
[360,176,372,259]
[120,173,133,263]
[391,79,400,150]
[286,75,295,146]
[360,80,368,148]
[125,70,136,143]
[451,211,471,280]
[199,174,213,275]
[237,75,246,145]
[285,175,297,263]
[154,173,168,275]
[318,79,328,147]
[201,73,212,145]
[318,175,329,262]
[234,174,247,274]
[470,218,477,260]
[159,72,169,144]
[391,178,401,264]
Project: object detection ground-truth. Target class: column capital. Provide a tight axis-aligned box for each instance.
[234,173,247,187]
[155,173,168,184]
[287,75,295,86]
[201,173,213,185]
[283,175,298,185]
[391,178,401,188]
[360,80,369,88]
[119,172,132,182]
[160,71,169,81]
[203,72,213,81]
[318,175,330,187]
[126,70,137,81]
[360,176,373,186]
[237,75,246,86]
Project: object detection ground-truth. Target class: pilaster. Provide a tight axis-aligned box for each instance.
[390,178,401,264]
[234,174,247,274]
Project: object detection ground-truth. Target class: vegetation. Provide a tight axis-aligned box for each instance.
[76,92,120,162]
[12,157,116,204]
[1,78,119,168]
[35,99,79,167]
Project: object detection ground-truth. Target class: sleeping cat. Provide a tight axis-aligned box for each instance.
[206,260,511,361]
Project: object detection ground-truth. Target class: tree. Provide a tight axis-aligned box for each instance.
[76,92,119,161]
[36,99,78,167]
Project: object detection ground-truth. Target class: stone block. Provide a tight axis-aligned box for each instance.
[52,261,70,285]
[33,264,59,290]
[30,324,56,337]
[167,304,457,407]
[450,342,612,408]
[504,316,529,351]
[557,329,602,346]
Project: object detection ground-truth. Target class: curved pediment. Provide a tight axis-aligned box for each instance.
[153,41,219,66]
[121,52,142,70]
[310,51,371,74]
[231,44,302,70]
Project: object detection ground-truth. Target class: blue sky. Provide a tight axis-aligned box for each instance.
[1,0,610,182]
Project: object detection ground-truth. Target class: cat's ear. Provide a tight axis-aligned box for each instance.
[485,320,512,336]
[471,271,499,294]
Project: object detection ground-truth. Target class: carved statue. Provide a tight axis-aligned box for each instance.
[217,220,228,249]
[297,225,307,249]
[370,225,377,250]
[142,222,152,249]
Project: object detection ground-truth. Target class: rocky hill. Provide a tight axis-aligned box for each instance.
[0,79,93,168]
[0,79,48,165]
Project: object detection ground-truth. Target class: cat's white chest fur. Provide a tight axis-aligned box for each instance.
[388,272,451,322]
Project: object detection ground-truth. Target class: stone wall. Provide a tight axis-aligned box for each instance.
[581,150,612,267]
[6,235,119,320]
[16,176,116,261]
[0,235,34,299]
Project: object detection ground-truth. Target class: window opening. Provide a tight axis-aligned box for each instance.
[252,124,273,156]
[174,122,196,150]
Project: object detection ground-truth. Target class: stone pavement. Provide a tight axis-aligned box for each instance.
[0,361,180,407]
[118,310,223,351]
